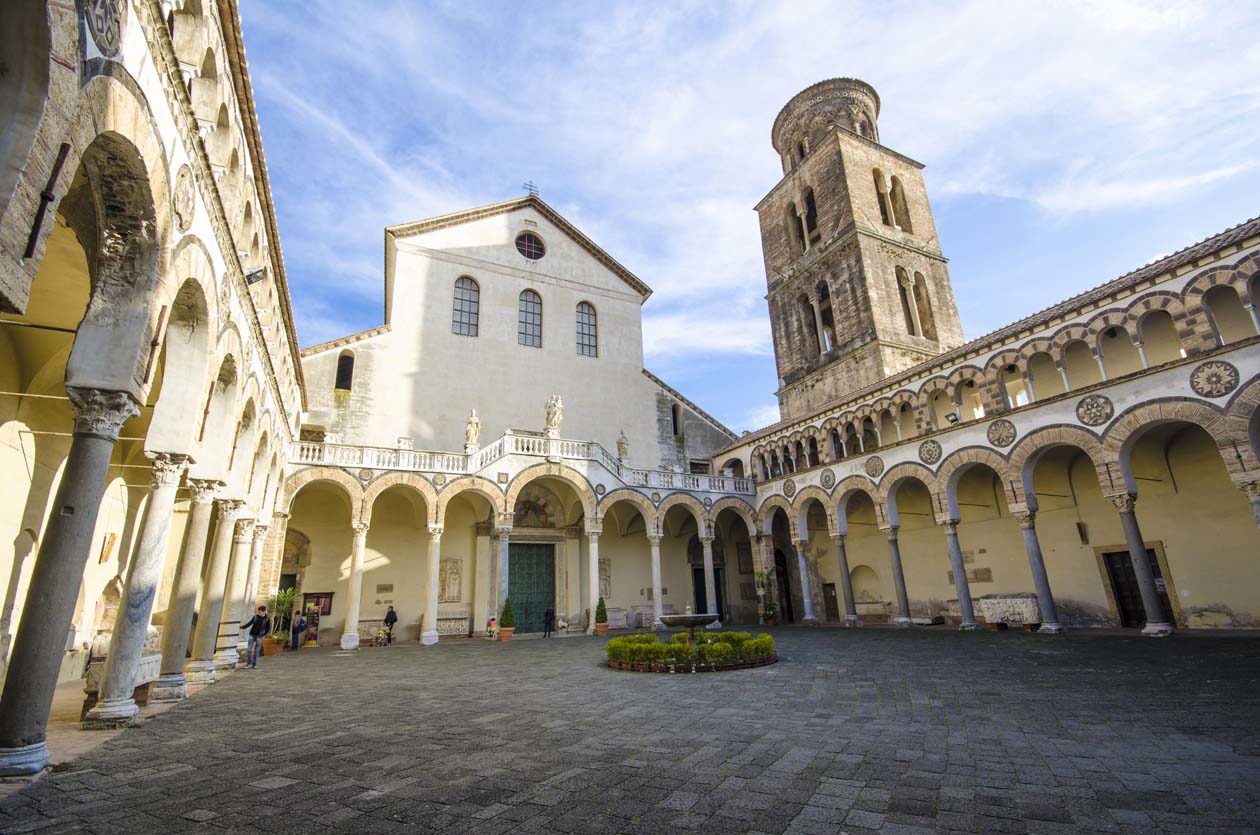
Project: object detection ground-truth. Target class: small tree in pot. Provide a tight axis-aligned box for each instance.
[594,596,608,636]
[499,598,516,641]
[263,588,295,655]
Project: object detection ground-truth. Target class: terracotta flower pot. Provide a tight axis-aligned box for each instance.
[595,623,608,636]
[499,627,514,641]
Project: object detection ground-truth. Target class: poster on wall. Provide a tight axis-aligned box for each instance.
[303,592,332,646]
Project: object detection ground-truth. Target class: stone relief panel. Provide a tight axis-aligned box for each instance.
[599,558,611,600]
[1076,394,1114,427]
[918,439,942,465]
[439,559,461,603]
[986,419,1017,448]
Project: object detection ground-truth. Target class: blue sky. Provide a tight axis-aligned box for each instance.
[240,0,1260,434]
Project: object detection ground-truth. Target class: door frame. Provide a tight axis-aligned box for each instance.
[1093,541,1182,627]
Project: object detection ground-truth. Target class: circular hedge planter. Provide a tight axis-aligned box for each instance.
[607,655,778,673]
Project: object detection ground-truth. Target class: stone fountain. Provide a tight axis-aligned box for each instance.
[659,609,719,643]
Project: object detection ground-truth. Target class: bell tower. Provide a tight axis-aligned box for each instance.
[757,78,964,422]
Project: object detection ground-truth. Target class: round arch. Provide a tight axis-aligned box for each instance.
[1103,398,1238,493]
[877,462,941,527]
[792,485,836,538]
[935,447,1018,520]
[597,488,659,535]
[708,496,757,538]
[435,475,505,524]
[363,472,439,526]
[504,462,597,523]
[832,477,884,532]
[756,494,796,539]
[656,492,708,537]
[282,467,364,519]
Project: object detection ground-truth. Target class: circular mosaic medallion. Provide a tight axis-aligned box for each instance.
[86,0,126,57]
[1190,360,1240,398]
[1076,394,1114,427]
[357,469,372,484]
[820,469,836,490]
[173,165,194,232]
[595,483,606,495]
[918,439,942,465]
[651,492,661,504]
[864,456,885,478]
[703,497,713,508]
[782,478,796,498]
[433,474,446,487]
[986,419,1017,448]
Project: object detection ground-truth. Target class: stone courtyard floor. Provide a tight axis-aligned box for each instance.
[2,628,1259,834]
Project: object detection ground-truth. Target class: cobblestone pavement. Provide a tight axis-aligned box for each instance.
[2,628,1259,834]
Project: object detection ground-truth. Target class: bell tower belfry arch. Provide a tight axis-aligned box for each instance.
[757,78,964,422]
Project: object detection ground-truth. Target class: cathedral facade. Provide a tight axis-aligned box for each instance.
[0,0,1257,779]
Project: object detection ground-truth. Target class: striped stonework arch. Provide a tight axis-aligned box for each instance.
[1015,336,1057,365]
[1103,397,1247,490]
[832,476,885,531]
[1047,322,1092,354]
[1181,252,1259,306]
[283,467,365,520]
[362,472,439,526]
[708,496,757,538]
[1084,308,1133,345]
[756,494,796,539]
[167,234,222,337]
[792,485,837,538]
[656,492,708,536]
[435,475,505,522]
[598,488,659,535]
[935,446,1019,521]
[1006,424,1115,508]
[876,461,942,526]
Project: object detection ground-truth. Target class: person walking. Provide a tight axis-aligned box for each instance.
[290,609,306,651]
[383,605,398,645]
[543,606,555,638]
[241,605,271,668]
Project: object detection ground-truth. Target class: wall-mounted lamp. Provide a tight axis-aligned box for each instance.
[945,413,960,424]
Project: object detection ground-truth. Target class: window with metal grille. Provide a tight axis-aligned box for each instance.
[515,232,545,260]
[518,289,542,347]
[576,301,597,357]
[452,276,479,336]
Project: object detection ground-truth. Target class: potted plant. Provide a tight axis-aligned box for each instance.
[594,596,608,636]
[760,597,779,627]
[263,588,294,655]
[499,598,516,641]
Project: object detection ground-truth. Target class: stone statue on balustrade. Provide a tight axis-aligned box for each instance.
[464,408,480,453]
[544,395,563,437]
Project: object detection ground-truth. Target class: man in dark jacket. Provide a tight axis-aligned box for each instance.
[383,606,398,645]
[241,606,270,668]
[290,610,306,650]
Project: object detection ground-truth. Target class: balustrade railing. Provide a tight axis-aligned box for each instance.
[295,434,754,495]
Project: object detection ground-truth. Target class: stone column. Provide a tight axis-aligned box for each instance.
[1057,364,1071,391]
[84,453,189,728]
[340,521,369,650]
[154,479,218,701]
[241,524,268,623]
[1239,481,1260,528]
[648,533,664,629]
[809,298,827,355]
[699,535,721,628]
[832,533,860,627]
[901,276,924,336]
[497,526,511,616]
[793,540,818,624]
[216,518,254,667]
[941,521,979,630]
[1109,494,1173,636]
[885,526,912,626]
[1023,373,1037,403]
[186,499,243,684]
[586,529,601,635]
[1094,351,1108,380]
[0,388,138,775]
[421,525,441,645]
[1247,302,1260,333]
[1013,511,1063,634]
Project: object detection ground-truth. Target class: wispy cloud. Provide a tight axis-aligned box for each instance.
[240,0,1260,432]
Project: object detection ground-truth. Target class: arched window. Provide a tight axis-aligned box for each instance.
[872,169,892,226]
[671,403,683,437]
[889,176,913,232]
[452,276,479,336]
[803,188,821,246]
[335,351,354,392]
[799,294,822,354]
[785,202,806,254]
[816,281,835,351]
[1203,285,1257,345]
[518,289,542,347]
[912,272,937,340]
[896,267,918,336]
[576,301,597,357]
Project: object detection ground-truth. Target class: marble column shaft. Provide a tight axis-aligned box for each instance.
[942,521,979,630]
[241,524,268,621]
[648,534,664,629]
[793,540,818,623]
[700,535,721,628]
[153,479,218,701]
[0,388,138,776]
[497,527,511,615]
[422,525,441,645]
[340,522,369,650]
[1014,511,1064,634]
[186,499,243,684]
[1110,494,1173,636]
[85,453,189,727]
[217,518,254,666]
[586,531,600,635]
[832,534,860,626]
[885,526,912,625]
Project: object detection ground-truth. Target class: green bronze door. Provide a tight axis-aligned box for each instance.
[508,543,555,634]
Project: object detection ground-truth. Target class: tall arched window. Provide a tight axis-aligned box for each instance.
[889,176,913,232]
[785,202,805,254]
[872,168,892,226]
[335,351,354,391]
[452,276,479,336]
[518,289,542,347]
[803,188,821,246]
[911,271,936,340]
[896,266,918,336]
[576,301,598,357]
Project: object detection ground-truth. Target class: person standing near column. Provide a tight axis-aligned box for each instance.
[240,605,270,669]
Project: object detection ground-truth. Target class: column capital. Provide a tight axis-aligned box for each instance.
[187,478,220,505]
[1013,510,1036,530]
[66,387,140,441]
[940,519,959,535]
[351,521,370,536]
[1107,492,1137,512]
[794,538,809,551]
[698,535,714,545]
[883,525,900,542]
[427,524,443,537]
[216,498,244,522]
[587,528,602,541]
[646,533,663,546]
[494,525,513,537]
[271,511,290,523]
[1237,480,1260,501]
[233,518,255,543]
[830,532,846,543]
[148,453,189,489]
[252,524,269,541]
